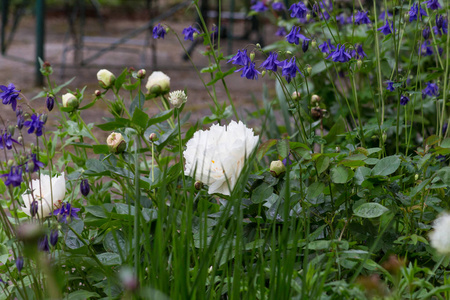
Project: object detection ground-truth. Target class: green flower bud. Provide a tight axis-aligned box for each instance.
[311,39,317,48]
[149,133,158,142]
[270,160,286,177]
[137,69,146,79]
[250,51,256,62]
[194,181,203,190]
[107,132,126,154]
[97,69,116,89]
[311,94,321,104]
[357,59,363,69]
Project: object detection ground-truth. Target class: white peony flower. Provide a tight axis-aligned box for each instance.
[430,213,450,255]
[62,93,78,108]
[168,90,187,108]
[97,69,115,88]
[21,173,66,218]
[183,121,259,196]
[146,71,170,95]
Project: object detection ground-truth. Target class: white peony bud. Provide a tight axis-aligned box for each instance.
[270,160,286,177]
[107,132,126,154]
[146,71,170,95]
[97,69,116,89]
[62,93,78,109]
[168,90,187,108]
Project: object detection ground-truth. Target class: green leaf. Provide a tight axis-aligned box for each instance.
[331,165,350,184]
[0,178,7,194]
[65,220,86,249]
[114,68,128,90]
[306,182,325,200]
[256,139,277,161]
[276,139,289,159]
[67,290,100,300]
[93,145,109,154]
[132,107,149,129]
[437,167,450,186]
[353,203,389,218]
[96,253,122,266]
[103,230,128,257]
[441,138,450,148]
[324,116,346,144]
[316,155,330,174]
[96,118,130,131]
[371,156,400,176]
[147,110,173,127]
[251,183,273,204]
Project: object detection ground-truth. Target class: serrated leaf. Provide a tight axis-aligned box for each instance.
[353,203,389,218]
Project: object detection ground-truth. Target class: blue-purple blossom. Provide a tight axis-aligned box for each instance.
[400,95,410,105]
[260,52,280,72]
[80,179,90,196]
[272,2,284,11]
[379,11,392,20]
[182,26,200,41]
[285,26,309,45]
[152,23,166,39]
[327,44,351,63]
[437,154,447,162]
[423,27,431,39]
[46,95,54,111]
[353,44,367,59]
[279,57,302,83]
[336,13,348,25]
[409,3,428,22]
[228,49,250,66]
[237,62,261,80]
[16,257,23,272]
[275,27,287,36]
[425,0,442,10]
[50,230,58,247]
[386,80,395,91]
[434,15,448,35]
[30,201,39,217]
[354,11,371,24]
[27,153,45,173]
[302,39,309,53]
[251,1,268,12]
[319,40,335,54]
[419,40,433,56]
[24,114,45,137]
[422,82,439,98]
[319,1,332,20]
[0,131,19,150]
[0,83,20,111]
[53,203,81,224]
[38,235,50,252]
[378,19,393,35]
[2,166,22,187]
[210,25,218,41]
[289,2,308,19]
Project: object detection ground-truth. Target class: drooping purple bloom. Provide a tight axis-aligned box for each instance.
[400,95,410,105]
[328,44,351,63]
[437,154,447,162]
[279,57,302,83]
[319,39,335,54]
[16,257,23,272]
[152,23,166,39]
[38,235,50,252]
[260,52,280,72]
[46,95,54,111]
[336,13,348,25]
[409,3,428,22]
[422,82,439,98]
[23,114,45,137]
[386,80,395,91]
[302,39,309,53]
[435,15,448,35]
[354,11,371,24]
[50,230,59,247]
[425,0,442,10]
[27,153,45,173]
[0,131,20,150]
[2,166,23,187]
[80,179,90,196]
[289,2,308,19]
[30,201,39,217]
[423,27,431,39]
[418,40,433,56]
[52,202,81,224]
[378,19,393,35]
[182,26,200,41]
[275,27,287,36]
[285,26,309,45]
[228,49,250,66]
[379,11,392,20]
[237,62,261,80]
[0,83,20,111]
[319,1,331,20]
[210,25,219,42]
[355,44,367,59]
[251,1,268,12]
[272,2,284,11]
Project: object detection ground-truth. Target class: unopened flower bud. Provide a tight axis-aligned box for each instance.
[7,159,14,168]
[382,132,387,143]
[261,70,266,77]
[16,257,24,272]
[41,114,48,124]
[306,13,311,21]
[94,90,102,97]
[250,51,255,62]
[270,160,286,177]
[357,59,363,69]
[137,69,146,79]
[146,71,171,96]
[286,51,292,55]
[46,94,55,111]
[27,162,35,173]
[168,90,188,108]
[311,94,321,104]
[149,133,158,142]
[256,43,261,48]
[30,201,38,217]
[107,132,126,154]
[336,146,340,153]
[97,69,116,89]
[292,91,300,100]
[414,174,419,181]
[62,93,78,109]
[50,229,59,247]
[8,125,15,136]
[194,181,203,190]
[80,179,90,196]
[311,39,317,48]
[306,64,312,75]
[18,136,23,143]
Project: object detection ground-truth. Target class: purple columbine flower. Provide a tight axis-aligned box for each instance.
[378,19,393,35]
[0,131,20,150]
[27,153,45,173]
[319,1,331,20]
[46,95,54,111]
[400,95,410,105]
[275,27,287,36]
[386,80,395,91]
[0,83,20,111]
[302,39,309,53]
[423,27,431,39]
[319,39,335,54]
[418,40,433,56]
[53,202,81,224]
[210,25,219,42]
[409,3,428,22]
[24,114,45,137]
[425,0,442,10]
[435,14,448,35]
[38,235,50,252]
[355,44,367,59]
[422,82,439,98]
[289,2,308,19]
[228,49,250,66]
[327,44,351,63]
[16,257,23,272]
[272,2,284,11]
[30,201,39,217]
[182,26,200,41]
[285,26,309,45]
[152,23,166,39]
[50,230,59,247]
[2,166,23,187]
[237,62,261,80]
[354,11,371,24]
[251,1,268,12]
[80,179,90,196]
[336,13,348,25]
[260,52,280,72]
[379,11,392,20]
[279,57,302,83]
